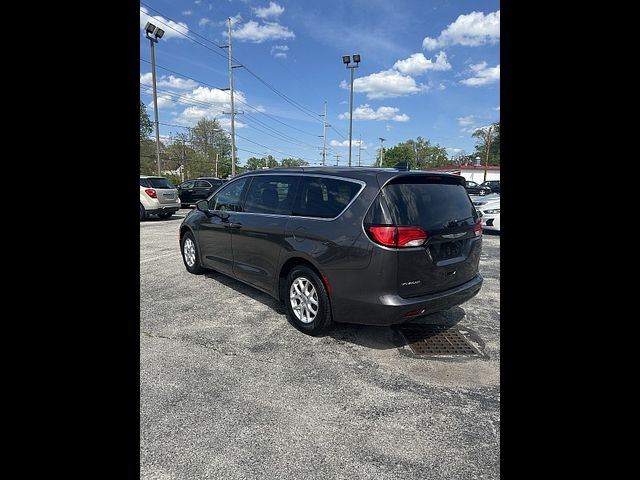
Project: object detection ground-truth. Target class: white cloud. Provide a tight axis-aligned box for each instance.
[225,14,243,27]
[338,104,409,122]
[393,51,451,75]
[140,73,199,91]
[253,2,285,19]
[194,0,202,5]
[423,10,500,50]
[271,45,289,59]
[231,20,294,43]
[199,18,211,27]
[446,147,462,153]
[341,69,428,99]
[460,62,500,86]
[385,124,392,131]
[330,139,367,148]
[140,7,189,40]
[182,10,193,16]
[494,106,500,111]
[457,115,475,127]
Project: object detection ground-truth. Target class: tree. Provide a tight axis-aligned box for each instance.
[140,101,153,141]
[189,118,233,177]
[375,137,451,169]
[245,155,279,170]
[280,158,309,167]
[472,121,500,166]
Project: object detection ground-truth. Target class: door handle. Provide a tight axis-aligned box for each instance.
[224,222,242,229]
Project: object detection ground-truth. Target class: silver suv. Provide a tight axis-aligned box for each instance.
[140,176,181,220]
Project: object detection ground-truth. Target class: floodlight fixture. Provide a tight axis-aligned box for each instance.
[353,54,361,63]
[145,22,156,34]
[342,55,350,64]
[155,28,165,39]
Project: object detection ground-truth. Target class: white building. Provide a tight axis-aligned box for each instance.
[425,165,500,183]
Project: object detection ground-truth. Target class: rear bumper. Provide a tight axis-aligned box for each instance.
[145,203,180,215]
[332,274,483,326]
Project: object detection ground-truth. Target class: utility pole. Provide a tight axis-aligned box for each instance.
[483,125,493,182]
[215,152,219,177]
[222,18,238,177]
[357,134,362,167]
[320,101,328,166]
[335,154,341,166]
[378,137,386,167]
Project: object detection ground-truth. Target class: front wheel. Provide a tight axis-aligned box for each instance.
[140,204,146,221]
[181,231,204,274]
[285,266,333,336]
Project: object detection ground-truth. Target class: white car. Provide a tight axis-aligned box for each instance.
[472,194,500,232]
[140,176,181,220]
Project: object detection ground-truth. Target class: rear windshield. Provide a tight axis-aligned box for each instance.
[146,178,175,189]
[371,177,477,231]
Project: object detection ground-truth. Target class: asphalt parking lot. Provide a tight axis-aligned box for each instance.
[140,209,500,480]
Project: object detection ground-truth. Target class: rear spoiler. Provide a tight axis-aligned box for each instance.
[377,171,466,189]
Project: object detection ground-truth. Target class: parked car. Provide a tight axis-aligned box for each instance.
[179,167,483,335]
[480,180,500,194]
[140,176,181,220]
[177,177,225,207]
[465,180,492,196]
[473,196,500,232]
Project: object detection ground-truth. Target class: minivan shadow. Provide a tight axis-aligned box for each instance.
[203,270,286,314]
[330,306,467,351]
[202,269,466,350]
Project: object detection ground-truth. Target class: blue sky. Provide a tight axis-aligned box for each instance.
[140,0,500,167]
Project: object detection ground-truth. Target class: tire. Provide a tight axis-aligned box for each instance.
[140,204,146,221]
[158,212,173,219]
[285,266,333,336]
[181,231,205,274]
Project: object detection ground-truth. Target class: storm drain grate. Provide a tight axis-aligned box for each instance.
[398,324,480,356]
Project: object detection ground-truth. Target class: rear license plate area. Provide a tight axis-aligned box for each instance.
[430,240,463,261]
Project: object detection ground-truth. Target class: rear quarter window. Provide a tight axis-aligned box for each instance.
[292,176,361,219]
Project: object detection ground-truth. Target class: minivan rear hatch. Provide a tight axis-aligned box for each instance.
[365,174,482,298]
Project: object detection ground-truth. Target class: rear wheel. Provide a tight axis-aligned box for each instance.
[181,231,204,274]
[140,204,146,221]
[285,266,332,336]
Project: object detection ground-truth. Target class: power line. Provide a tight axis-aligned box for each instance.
[139,4,323,125]
[140,59,321,138]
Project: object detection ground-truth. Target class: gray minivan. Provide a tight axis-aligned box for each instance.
[179,167,483,335]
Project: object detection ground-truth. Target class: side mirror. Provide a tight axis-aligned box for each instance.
[196,200,230,221]
[195,200,211,216]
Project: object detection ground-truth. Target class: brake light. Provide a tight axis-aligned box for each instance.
[367,226,428,248]
[474,219,482,236]
[145,188,157,199]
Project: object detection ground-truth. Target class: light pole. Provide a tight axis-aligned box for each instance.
[342,54,360,167]
[144,22,165,176]
[378,137,386,167]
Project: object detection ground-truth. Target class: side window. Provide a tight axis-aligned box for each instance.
[180,181,195,189]
[209,178,248,212]
[244,175,301,215]
[292,176,361,219]
[140,179,149,188]
[195,180,211,188]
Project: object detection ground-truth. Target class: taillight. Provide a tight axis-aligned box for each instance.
[474,219,482,236]
[145,188,157,199]
[367,226,428,248]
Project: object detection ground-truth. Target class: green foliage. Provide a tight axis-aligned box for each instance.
[280,158,309,167]
[375,136,452,169]
[245,155,280,170]
[473,122,500,166]
[164,174,182,187]
[140,101,153,141]
[188,118,233,176]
